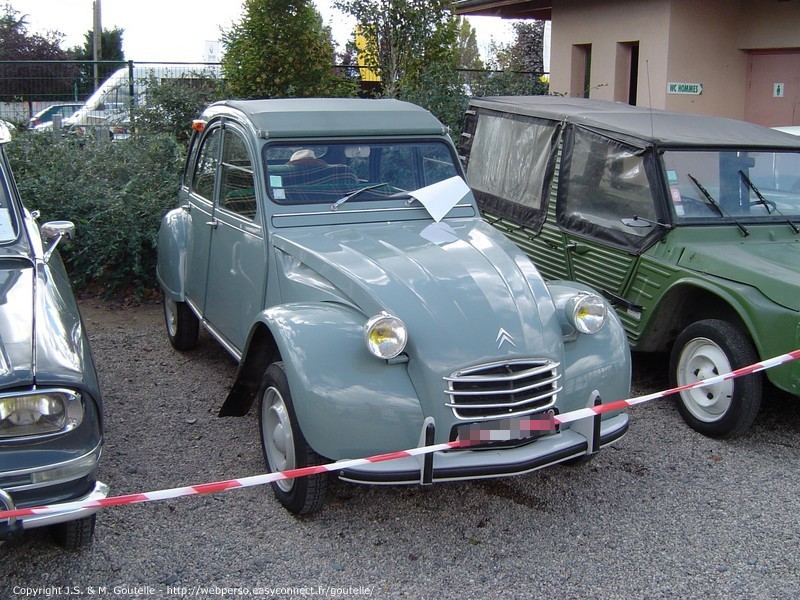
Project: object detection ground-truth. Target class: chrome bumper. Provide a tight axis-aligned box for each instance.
[338,412,628,485]
[1,481,109,531]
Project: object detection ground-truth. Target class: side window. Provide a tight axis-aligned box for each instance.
[559,127,657,246]
[466,112,559,231]
[219,130,257,220]
[191,127,221,200]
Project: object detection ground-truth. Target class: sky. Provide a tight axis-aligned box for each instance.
[8,0,517,63]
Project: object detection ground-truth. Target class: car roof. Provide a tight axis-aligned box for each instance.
[205,98,448,138]
[470,96,800,149]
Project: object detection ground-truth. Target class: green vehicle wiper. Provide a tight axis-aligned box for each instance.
[738,169,800,234]
[688,173,749,237]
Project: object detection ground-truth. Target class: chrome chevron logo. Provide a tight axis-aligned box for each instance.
[496,328,516,349]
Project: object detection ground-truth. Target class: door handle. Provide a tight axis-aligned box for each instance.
[566,242,589,255]
[206,218,218,229]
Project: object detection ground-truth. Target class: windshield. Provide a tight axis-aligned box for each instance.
[0,167,18,243]
[662,149,800,222]
[263,140,460,205]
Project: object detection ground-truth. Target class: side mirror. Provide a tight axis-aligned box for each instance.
[41,220,75,263]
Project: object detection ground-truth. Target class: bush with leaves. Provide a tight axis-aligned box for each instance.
[131,74,229,141]
[7,131,185,300]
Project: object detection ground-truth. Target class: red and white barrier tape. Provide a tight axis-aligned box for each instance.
[2,348,799,521]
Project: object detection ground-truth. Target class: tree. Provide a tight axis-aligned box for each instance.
[0,4,77,115]
[456,17,483,70]
[221,0,351,98]
[489,20,546,74]
[70,27,126,99]
[335,0,459,98]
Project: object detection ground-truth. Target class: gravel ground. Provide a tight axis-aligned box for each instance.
[2,299,799,599]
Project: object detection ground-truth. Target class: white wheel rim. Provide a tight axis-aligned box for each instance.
[676,337,734,423]
[165,298,178,337]
[262,386,295,493]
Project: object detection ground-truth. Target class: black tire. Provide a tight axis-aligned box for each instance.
[669,319,761,438]
[258,362,328,515]
[50,514,96,550]
[163,294,199,351]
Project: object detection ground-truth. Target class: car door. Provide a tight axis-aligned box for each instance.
[183,125,221,315]
[555,126,664,325]
[202,124,266,353]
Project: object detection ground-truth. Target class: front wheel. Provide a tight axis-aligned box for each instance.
[258,362,328,515]
[163,294,199,351]
[50,514,96,550]
[670,319,761,438]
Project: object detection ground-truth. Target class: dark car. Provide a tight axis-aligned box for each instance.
[0,121,107,548]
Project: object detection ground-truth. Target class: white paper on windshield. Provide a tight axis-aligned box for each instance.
[409,176,470,222]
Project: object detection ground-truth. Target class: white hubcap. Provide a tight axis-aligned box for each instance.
[676,338,734,422]
[262,387,295,493]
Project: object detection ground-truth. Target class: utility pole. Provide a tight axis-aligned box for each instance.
[93,0,102,90]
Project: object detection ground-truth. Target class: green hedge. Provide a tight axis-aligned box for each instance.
[7,132,185,300]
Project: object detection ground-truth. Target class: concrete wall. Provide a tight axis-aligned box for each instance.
[547,0,800,121]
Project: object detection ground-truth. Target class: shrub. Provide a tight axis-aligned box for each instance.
[7,131,185,300]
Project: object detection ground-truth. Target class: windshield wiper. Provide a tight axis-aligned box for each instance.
[738,170,800,234]
[688,173,750,237]
[331,182,391,211]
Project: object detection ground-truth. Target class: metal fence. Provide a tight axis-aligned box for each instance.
[0,59,548,131]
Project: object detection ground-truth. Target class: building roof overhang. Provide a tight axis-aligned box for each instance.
[454,0,552,20]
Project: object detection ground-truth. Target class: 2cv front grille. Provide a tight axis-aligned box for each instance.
[444,359,561,420]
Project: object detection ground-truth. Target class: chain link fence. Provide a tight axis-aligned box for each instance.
[0,60,547,139]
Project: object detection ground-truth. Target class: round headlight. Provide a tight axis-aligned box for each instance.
[568,293,607,334]
[365,312,408,359]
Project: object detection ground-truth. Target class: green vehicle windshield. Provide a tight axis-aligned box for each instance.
[662,149,800,224]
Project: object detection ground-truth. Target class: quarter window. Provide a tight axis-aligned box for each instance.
[219,131,257,220]
[191,127,220,200]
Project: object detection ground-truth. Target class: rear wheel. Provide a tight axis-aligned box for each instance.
[258,362,328,515]
[50,514,96,550]
[164,294,199,351]
[670,319,761,438]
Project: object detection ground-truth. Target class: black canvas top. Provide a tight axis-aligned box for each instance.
[470,96,800,149]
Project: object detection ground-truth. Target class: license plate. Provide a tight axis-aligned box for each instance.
[456,413,556,447]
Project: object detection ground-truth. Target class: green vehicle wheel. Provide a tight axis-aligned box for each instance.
[670,319,762,439]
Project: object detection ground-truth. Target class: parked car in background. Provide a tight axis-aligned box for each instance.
[0,120,107,548]
[157,98,632,515]
[28,103,82,131]
[461,96,800,438]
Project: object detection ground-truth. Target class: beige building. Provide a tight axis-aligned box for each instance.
[455,0,800,126]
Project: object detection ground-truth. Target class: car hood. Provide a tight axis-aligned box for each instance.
[0,258,89,390]
[0,260,35,387]
[677,239,800,310]
[272,219,564,367]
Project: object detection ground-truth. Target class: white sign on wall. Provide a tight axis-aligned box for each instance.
[667,82,703,95]
[774,83,785,98]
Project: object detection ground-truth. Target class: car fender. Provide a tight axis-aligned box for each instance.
[547,280,632,416]
[156,206,190,300]
[643,275,799,394]
[259,302,425,460]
